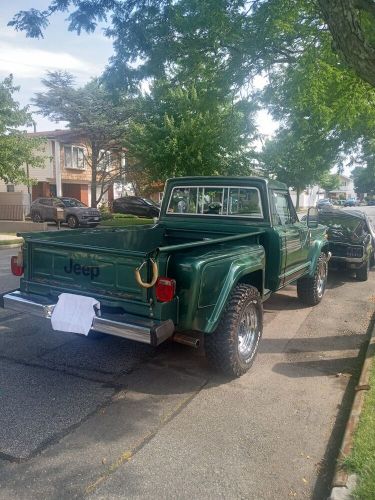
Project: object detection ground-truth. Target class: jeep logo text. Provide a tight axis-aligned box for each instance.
[64,258,100,279]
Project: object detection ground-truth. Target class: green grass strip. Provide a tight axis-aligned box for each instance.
[0,239,23,246]
[344,353,375,499]
[99,218,153,227]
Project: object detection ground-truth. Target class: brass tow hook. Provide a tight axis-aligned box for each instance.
[134,259,159,288]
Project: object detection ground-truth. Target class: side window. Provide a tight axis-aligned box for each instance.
[39,199,52,206]
[272,192,294,225]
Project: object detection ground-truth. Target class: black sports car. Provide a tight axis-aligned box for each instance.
[317,208,375,281]
[112,196,160,218]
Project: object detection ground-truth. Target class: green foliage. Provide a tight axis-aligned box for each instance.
[0,75,44,184]
[352,166,375,196]
[99,217,153,227]
[344,360,375,499]
[261,122,340,207]
[125,81,257,181]
[10,1,375,192]
[318,172,341,192]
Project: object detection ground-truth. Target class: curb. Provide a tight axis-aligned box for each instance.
[330,319,375,498]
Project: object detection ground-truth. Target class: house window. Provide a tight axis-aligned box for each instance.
[64,146,85,170]
[98,150,112,171]
[6,185,15,192]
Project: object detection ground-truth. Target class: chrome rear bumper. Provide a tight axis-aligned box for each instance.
[1,291,174,346]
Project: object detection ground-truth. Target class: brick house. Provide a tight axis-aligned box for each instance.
[0,130,126,207]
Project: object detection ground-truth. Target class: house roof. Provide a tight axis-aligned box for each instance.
[27,130,127,151]
[27,129,83,142]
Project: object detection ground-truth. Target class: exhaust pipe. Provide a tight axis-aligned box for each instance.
[173,333,200,349]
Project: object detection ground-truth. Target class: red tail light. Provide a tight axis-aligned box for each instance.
[155,277,176,302]
[11,255,24,276]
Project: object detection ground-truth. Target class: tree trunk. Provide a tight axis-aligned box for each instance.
[91,148,98,208]
[318,0,375,88]
[295,186,301,210]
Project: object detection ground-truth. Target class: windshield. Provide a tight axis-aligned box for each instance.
[143,199,158,206]
[167,186,263,218]
[60,198,87,208]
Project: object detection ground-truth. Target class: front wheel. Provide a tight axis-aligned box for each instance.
[67,215,79,229]
[297,252,328,306]
[356,258,370,281]
[205,284,263,378]
[32,212,43,223]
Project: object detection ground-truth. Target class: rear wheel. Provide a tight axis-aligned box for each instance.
[205,284,263,377]
[32,212,43,223]
[297,252,328,306]
[67,215,79,229]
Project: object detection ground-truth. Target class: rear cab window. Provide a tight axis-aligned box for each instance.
[166,186,263,219]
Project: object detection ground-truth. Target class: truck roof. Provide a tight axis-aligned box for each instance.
[166,176,288,191]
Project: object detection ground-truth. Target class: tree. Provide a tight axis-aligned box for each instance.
[0,75,44,184]
[318,172,341,193]
[33,72,132,207]
[8,1,375,90]
[261,123,340,209]
[352,140,375,195]
[317,0,375,88]
[124,80,257,183]
[352,166,375,196]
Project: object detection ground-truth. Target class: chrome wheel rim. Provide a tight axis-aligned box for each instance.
[317,261,327,298]
[238,302,259,359]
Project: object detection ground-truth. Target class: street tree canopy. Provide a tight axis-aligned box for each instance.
[8,1,375,89]
[33,72,132,207]
[125,80,257,186]
[0,75,43,184]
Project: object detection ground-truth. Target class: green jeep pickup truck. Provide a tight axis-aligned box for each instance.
[2,177,329,377]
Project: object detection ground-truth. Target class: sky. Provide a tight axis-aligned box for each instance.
[0,0,277,138]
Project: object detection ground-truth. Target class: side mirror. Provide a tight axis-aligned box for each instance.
[307,207,319,228]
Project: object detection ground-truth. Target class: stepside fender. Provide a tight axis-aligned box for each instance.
[308,239,330,277]
[201,245,265,333]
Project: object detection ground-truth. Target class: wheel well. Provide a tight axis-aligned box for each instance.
[237,270,263,295]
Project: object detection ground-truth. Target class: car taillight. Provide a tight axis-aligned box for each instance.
[155,277,176,302]
[11,254,24,276]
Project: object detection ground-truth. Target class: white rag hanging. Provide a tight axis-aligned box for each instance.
[51,293,100,336]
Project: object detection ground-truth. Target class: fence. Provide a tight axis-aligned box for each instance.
[0,205,30,221]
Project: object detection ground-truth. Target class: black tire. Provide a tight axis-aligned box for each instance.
[297,252,328,306]
[32,212,43,223]
[205,284,263,378]
[356,258,370,281]
[67,215,79,229]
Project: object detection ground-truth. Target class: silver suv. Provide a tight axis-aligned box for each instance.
[30,197,101,228]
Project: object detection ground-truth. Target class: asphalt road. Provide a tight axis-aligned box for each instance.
[0,207,374,499]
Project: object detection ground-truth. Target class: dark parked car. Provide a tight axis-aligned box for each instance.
[343,198,358,207]
[367,199,375,206]
[112,196,160,218]
[317,208,375,281]
[31,197,101,228]
[316,199,332,209]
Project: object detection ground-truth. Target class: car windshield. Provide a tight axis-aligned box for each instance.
[143,199,158,206]
[60,198,87,208]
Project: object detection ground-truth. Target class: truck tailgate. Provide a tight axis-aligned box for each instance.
[24,240,151,302]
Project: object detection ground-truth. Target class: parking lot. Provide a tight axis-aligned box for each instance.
[0,206,374,499]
